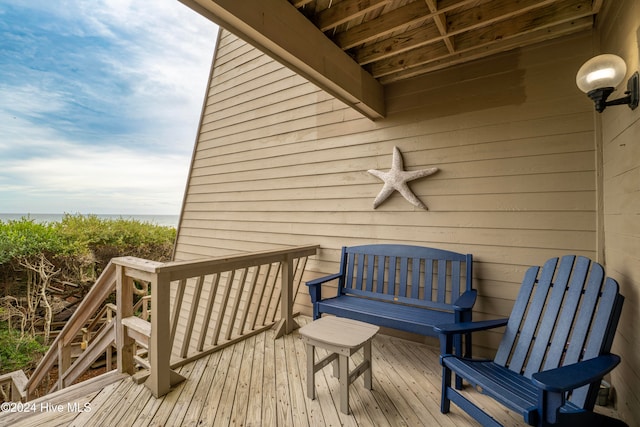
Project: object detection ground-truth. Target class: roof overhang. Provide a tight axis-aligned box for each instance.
[180,0,386,119]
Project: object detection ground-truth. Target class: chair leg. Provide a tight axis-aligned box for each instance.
[441,363,452,413]
[454,334,463,390]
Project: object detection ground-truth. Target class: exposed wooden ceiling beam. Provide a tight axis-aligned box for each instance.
[424,0,454,54]
[180,0,385,119]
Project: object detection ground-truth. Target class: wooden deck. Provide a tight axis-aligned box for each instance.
[0,316,619,427]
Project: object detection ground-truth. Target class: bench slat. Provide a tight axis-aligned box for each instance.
[318,296,456,336]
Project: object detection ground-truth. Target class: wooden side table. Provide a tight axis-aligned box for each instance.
[299,316,380,414]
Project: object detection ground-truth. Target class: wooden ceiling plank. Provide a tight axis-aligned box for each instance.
[424,0,455,53]
[446,0,564,33]
[335,0,477,49]
[316,0,393,32]
[376,16,593,82]
[357,22,442,65]
[180,0,385,119]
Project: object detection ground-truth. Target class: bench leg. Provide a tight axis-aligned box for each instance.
[339,354,350,414]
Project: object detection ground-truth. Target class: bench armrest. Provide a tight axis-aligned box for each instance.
[531,354,620,393]
[305,273,342,288]
[305,273,342,304]
[452,289,477,311]
[434,318,509,336]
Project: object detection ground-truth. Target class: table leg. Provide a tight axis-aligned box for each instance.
[364,340,372,390]
[339,354,349,414]
[306,343,315,399]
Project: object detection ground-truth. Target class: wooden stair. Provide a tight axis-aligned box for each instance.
[121,316,152,378]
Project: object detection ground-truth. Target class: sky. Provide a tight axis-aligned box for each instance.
[0,0,218,215]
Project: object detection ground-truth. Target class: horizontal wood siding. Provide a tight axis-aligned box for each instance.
[598,0,640,424]
[175,29,597,355]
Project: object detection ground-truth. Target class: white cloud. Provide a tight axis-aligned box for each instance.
[0,0,218,214]
[3,144,189,214]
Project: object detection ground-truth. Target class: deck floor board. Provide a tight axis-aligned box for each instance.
[2,316,621,426]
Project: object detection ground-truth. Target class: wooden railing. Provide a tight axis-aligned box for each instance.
[26,262,119,398]
[24,245,318,400]
[0,371,28,403]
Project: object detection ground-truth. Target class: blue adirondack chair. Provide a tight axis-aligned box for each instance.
[435,255,627,427]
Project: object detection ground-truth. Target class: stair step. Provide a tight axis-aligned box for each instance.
[121,316,151,347]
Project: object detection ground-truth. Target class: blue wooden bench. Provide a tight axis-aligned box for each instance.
[306,244,476,362]
[436,255,628,427]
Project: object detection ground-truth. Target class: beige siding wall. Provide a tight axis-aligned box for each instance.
[175,28,598,355]
[599,0,640,423]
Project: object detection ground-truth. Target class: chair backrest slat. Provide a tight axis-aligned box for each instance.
[539,257,591,371]
[523,256,583,377]
[506,257,558,372]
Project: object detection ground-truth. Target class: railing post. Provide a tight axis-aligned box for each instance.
[147,272,185,398]
[275,253,299,338]
[116,264,135,375]
[56,340,71,390]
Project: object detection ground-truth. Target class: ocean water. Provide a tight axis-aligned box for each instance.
[0,213,180,228]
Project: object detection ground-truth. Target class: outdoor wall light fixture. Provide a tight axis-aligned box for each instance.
[576,54,639,113]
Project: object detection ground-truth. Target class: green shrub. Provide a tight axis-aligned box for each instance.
[0,219,76,264]
[0,215,177,375]
[55,214,176,270]
[0,325,48,373]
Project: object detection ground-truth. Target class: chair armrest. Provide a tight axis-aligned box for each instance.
[434,318,508,336]
[452,289,477,311]
[305,273,342,288]
[531,354,621,393]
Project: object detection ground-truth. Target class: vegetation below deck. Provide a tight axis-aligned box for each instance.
[0,214,176,376]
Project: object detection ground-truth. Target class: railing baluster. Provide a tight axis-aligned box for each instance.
[197,273,220,352]
[226,267,248,341]
[292,256,308,302]
[251,263,272,330]
[169,279,187,347]
[212,270,235,346]
[239,265,261,335]
[181,275,205,358]
[262,262,281,326]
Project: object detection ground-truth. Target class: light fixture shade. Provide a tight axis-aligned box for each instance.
[576,54,627,93]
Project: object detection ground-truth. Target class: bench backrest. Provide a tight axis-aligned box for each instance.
[337,244,473,312]
[495,255,624,410]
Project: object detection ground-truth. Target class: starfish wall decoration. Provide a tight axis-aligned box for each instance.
[368,146,438,210]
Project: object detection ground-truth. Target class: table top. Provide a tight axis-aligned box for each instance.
[299,316,379,348]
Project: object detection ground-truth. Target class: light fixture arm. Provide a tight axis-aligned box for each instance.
[587,71,639,113]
